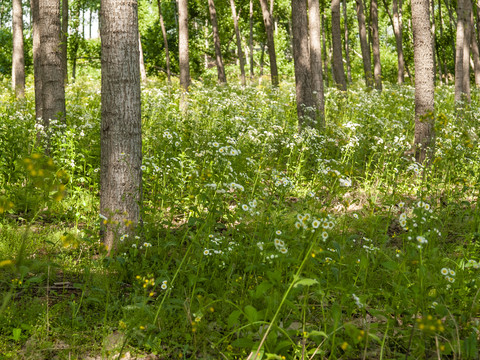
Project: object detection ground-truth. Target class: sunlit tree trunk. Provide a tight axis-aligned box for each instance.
[31,0,42,120]
[322,10,329,87]
[309,0,325,127]
[61,0,68,84]
[249,0,254,78]
[157,0,171,84]
[455,0,466,104]
[331,0,347,90]
[230,0,246,85]
[259,0,279,85]
[355,0,373,87]
[371,0,382,90]
[392,0,405,84]
[412,0,435,164]
[139,32,147,82]
[100,0,142,253]
[471,10,480,87]
[208,0,227,84]
[178,0,190,92]
[462,0,472,101]
[342,0,352,83]
[12,0,25,98]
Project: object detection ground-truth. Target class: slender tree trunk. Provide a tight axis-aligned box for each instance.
[208,0,227,84]
[259,0,279,85]
[230,0,246,85]
[12,0,25,98]
[463,0,472,101]
[431,0,443,83]
[178,0,190,92]
[322,11,329,87]
[412,0,435,164]
[392,0,405,83]
[355,0,373,87]
[292,0,315,129]
[471,9,480,86]
[455,0,466,103]
[331,0,347,90]
[249,0,254,78]
[139,32,147,82]
[342,0,352,83]
[61,0,68,84]
[31,0,42,120]
[309,0,325,127]
[157,0,171,84]
[371,0,382,90]
[438,0,447,82]
[100,0,142,253]
[38,0,66,125]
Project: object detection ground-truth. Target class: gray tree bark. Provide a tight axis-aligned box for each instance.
[308,0,325,127]
[259,0,279,85]
[392,0,404,83]
[178,0,190,92]
[31,0,42,121]
[371,0,382,90]
[61,0,68,84]
[455,0,466,103]
[249,0,254,78]
[412,0,435,164]
[230,0,246,85]
[471,9,480,87]
[331,0,347,90]
[157,0,171,84]
[12,0,25,98]
[462,0,472,101]
[208,0,227,84]
[355,0,373,87]
[100,0,142,253]
[342,0,352,83]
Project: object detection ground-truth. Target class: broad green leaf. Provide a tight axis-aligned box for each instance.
[294,278,319,288]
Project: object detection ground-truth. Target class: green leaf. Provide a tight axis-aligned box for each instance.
[227,310,242,328]
[381,261,398,271]
[244,305,258,323]
[294,278,319,288]
[12,328,21,342]
[308,330,328,338]
[254,281,273,298]
[231,337,254,349]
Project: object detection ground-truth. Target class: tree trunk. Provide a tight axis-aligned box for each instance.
[371,0,382,90]
[38,0,66,125]
[455,0,466,103]
[471,9,480,86]
[157,0,171,84]
[139,32,147,82]
[249,0,254,78]
[392,0,405,84]
[331,0,347,90]
[12,0,25,98]
[259,0,279,85]
[208,0,227,84]
[61,0,68,84]
[178,0,190,92]
[322,11,329,87]
[355,0,373,87]
[100,0,142,253]
[342,0,352,83]
[292,0,315,129]
[230,0,246,85]
[462,0,472,101]
[71,3,81,83]
[309,0,325,127]
[31,0,42,120]
[412,0,435,164]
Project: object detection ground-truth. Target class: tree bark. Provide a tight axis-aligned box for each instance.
[208,0,227,84]
[322,10,329,87]
[331,0,347,90]
[230,0,246,85]
[355,0,373,87]
[100,0,142,253]
[371,0,382,90]
[157,0,171,84]
[259,0,279,85]
[462,0,472,101]
[309,0,325,127]
[412,0,435,164]
[61,0,68,84]
[292,0,316,129]
[139,32,147,82]
[12,0,25,98]
[31,0,42,120]
[471,9,480,86]
[249,0,254,78]
[392,0,405,84]
[342,0,352,83]
[455,0,466,103]
[178,0,190,92]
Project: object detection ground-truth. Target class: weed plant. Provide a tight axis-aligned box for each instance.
[0,77,479,359]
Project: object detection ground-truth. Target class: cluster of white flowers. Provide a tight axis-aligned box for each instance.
[352,293,364,308]
[440,267,456,283]
[466,259,480,269]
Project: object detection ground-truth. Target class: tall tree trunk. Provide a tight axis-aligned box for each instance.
[292,0,315,129]
[392,0,404,84]
[331,0,347,90]
[157,0,171,84]
[355,0,373,87]
[249,0,254,78]
[100,0,142,253]
[342,0,352,83]
[71,3,81,83]
[431,0,443,83]
[139,32,147,82]
[61,0,68,84]
[230,0,246,85]
[455,0,466,103]
[322,10,329,87]
[471,9,480,86]
[208,0,227,84]
[371,0,382,90]
[178,0,190,92]
[31,0,42,120]
[38,0,66,125]
[259,0,279,85]
[412,0,435,164]
[309,0,325,127]
[462,0,472,101]
[12,0,25,98]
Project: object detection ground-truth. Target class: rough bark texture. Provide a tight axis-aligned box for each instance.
[355,0,373,87]
[230,0,246,85]
[342,0,352,83]
[455,0,465,103]
[157,0,171,84]
[208,0,227,84]
[12,0,25,98]
[331,0,347,90]
[259,0,279,85]
[38,0,66,125]
[31,0,42,120]
[392,0,404,83]
[178,0,190,92]
[61,0,68,84]
[462,0,472,101]
[308,0,325,127]
[371,0,382,90]
[412,0,435,164]
[100,0,142,253]
[292,0,315,129]
[322,12,329,87]
[249,0,254,77]
[471,10,480,87]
